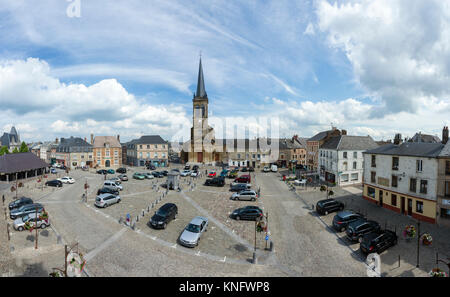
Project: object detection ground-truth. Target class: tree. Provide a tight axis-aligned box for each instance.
[19,141,29,153]
[12,147,19,153]
[0,146,9,156]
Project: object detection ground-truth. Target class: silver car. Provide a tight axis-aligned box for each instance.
[14,213,50,231]
[103,180,123,191]
[142,172,154,179]
[180,170,191,177]
[95,193,121,208]
[231,190,258,201]
[179,216,208,248]
[108,177,122,184]
[118,174,128,181]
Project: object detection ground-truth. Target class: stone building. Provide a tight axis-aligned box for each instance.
[93,135,122,169]
[55,136,93,169]
[126,135,168,167]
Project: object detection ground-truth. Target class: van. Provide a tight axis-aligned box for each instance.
[271,164,278,172]
[103,180,123,191]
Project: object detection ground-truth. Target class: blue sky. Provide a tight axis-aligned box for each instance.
[0,0,449,142]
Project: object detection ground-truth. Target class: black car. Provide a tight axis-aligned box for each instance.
[160,170,169,176]
[149,203,178,229]
[97,169,107,175]
[316,198,344,215]
[97,187,119,196]
[346,219,381,242]
[241,167,248,172]
[45,180,63,187]
[10,203,44,220]
[152,172,164,178]
[230,207,264,221]
[147,164,156,170]
[192,165,199,171]
[184,165,191,170]
[9,197,33,210]
[360,230,398,254]
[248,167,255,172]
[116,168,127,174]
[332,210,364,232]
[204,177,225,187]
[230,183,250,192]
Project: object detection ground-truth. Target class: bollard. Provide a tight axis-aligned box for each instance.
[57,235,62,244]
[142,210,145,217]
[6,223,10,241]
[269,241,274,252]
[311,204,314,211]
[131,222,136,230]
[398,255,400,268]
[119,217,123,224]
[252,252,257,264]
[147,206,150,212]
[136,215,139,222]
[152,202,155,208]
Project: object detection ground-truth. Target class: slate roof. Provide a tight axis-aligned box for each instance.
[56,137,92,153]
[128,135,167,145]
[307,130,333,142]
[0,152,49,174]
[364,142,445,157]
[321,135,379,151]
[408,133,441,143]
[93,136,121,148]
[439,142,450,157]
[195,57,207,99]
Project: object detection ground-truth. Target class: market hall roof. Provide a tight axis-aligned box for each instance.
[0,152,49,174]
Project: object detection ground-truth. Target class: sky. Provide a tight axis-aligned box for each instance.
[0,0,449,143]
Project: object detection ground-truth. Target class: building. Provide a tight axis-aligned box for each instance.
[437,126,450,227]
[93,135,122,169]
[55,136,93,169]
[0,126,21,152]
[278,135,307,169]
[319,135,378,186]
[126,135,168,167]
[0,152,49,182]
[362,140,446,224]
[306,128,342,171]
[121,143,127,166]
[408,132,441,143]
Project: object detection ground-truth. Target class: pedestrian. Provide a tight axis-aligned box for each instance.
[2,195,4,205]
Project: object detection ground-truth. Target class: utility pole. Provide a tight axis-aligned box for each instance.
[265,212,269,250]
[64,245,68,277]
[35,206,38,249]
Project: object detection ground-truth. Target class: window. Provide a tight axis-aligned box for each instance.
[140,145,143,149]
[146,152,150,158]
[353,152,357,158]
[155,145,158,149]
[420,180,428,194]
[410,178,417,192]
[97,151,101,157]
[371,155,376,167]
[147,145,150,149]
[446,161,450,175]
[343,152,347,159]
[391,194,397,206]
[371,172,376,183]
[416,201,424,213]
[341,174,349,182]
[351,173,358,181]
[154,153,158,158]
[343,162,348,171]
[392,175,398,187]
[368,187,376,198]
[392,157,399,170]
[445,181,450,197]
[416,160,423,172]
[353,162,357,169]
[441,208,450,219]
[114,150,118,156]
[106,150,110,157]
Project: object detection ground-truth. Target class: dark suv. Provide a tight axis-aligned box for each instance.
[97,187,119,196]
[332,210,364,232]
[346,219,381,242]
[205,177,225,187]
[230,183,250,192]
[116,168,127,174]
[360,230,397,254]
[45,179,63,187]
[316,199,344,215]
[9,197,33,210]
[230,207,263,221]
[149,203,178,229]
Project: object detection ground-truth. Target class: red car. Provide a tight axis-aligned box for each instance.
[234,174,251,184]
[208,171,217,178]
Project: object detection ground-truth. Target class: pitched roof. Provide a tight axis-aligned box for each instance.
[195,57,207,99]
[0,152,49,174]
[128,135,167,145]
[409,133,441,143]
[93,136,121,148]
[308,130,333,142]
[321,135,379,151]
[439,141,450,157]
[56,137,92,153]
[364,142,445,157]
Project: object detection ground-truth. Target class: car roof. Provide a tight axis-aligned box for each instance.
[190,216,208,225]
[160,203,176,210]
[337,210,356,217]
[348,218,368,228]
[98,193,114,198]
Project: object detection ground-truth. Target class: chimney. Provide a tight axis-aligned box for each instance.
[84,137,87,143]
[55,138,58,144]
[443,126,449,144]
[394,133,403,145]
[90,134,94,145]
[342,130,347,135]
[117,135,120,143]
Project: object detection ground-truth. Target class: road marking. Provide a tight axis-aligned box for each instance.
[171,244,177,249]
[196,251,201,256]
[84,228,127,262]
[221,256,226,262]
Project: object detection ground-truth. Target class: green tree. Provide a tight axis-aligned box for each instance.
[0,146,9,156]
[19,141,29,153]
[12,147,19,153]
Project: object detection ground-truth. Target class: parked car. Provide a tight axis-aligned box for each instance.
[179,216,208,248]
[230,183,251,192]
[9,197,33,210]
[97,169,107,175]
[220,169,229,177]
[230,207,263,221]
[103,180,123,191]
[360,230,398,254]
[10,203,44,220]
[14,213,50,231]
[184,165,191,170]
[161,170,169,176]
[45,180,63,187]
[228,170,238,178]
[97,187,119,196]
[248,167,255,172]
[241,167,248,172]
[316,198,345,215]
[192,165,199,171]
[191,171,200,177]
[152,171,164,178]
[263,166,270,172]
[204,177,225,187]
[208,171,217,178]
[106,169,115,174]
[332,211,365,232]
[234,174,251,184]
[133,172,146,180]
[180,170,191,177]
[171,168,180,173]
[95,193,121,208]
[231,190,258,201]
[142,172,154,179]
[118,174,128,181]
[57,176,75,184]
[346,219,381,243]
[50,168,57,174]
[116,168,127,174]
[149,203,178,229]
[271,164,278,172]
[108,177,121,184]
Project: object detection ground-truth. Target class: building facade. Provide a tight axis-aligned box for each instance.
[319,135,378,186]
[55,137,93,169]
[126,135,168,167]
[437,127,450,227]
[306,128,342,171]
[93,135,122,169]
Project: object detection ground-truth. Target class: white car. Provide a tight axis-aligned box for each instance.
[263,166,270,172]
[180,170,192,177]
[191,171,199,177]
[271,165,278,172]
[57,176,75,184]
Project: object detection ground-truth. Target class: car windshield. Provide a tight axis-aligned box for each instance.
[21,214,29,222]
[156,209,168,217]
[186,223,201,233]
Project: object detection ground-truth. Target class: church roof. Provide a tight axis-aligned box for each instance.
[195,57,207,99]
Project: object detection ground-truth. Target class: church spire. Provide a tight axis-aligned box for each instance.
[195,55,207,99]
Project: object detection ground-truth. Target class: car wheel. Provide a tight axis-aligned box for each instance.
[18,226,24,231]
[251,198,256,201]
[325,211,329,215]
[393,239,398,246]
[236,216,240,221]
[41,224,47,229]
[104,203,108,208]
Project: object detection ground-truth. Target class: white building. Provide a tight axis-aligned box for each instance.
[362,141,446,224]
[319,135,378,186]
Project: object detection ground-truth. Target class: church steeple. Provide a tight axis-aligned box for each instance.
[195,56,207,99]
